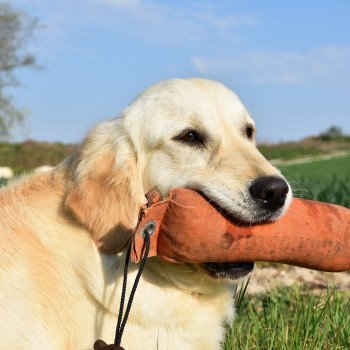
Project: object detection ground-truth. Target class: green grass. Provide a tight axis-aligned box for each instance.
[278,156,350,207]
[279,155,350,181]
[225,284,350,350]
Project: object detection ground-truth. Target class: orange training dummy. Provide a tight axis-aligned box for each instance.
[131,188,350,272]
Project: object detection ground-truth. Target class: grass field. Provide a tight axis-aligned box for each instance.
[0,140,75,172]
[258,136,350,161]
[226,284,350,350]
[279,155,350,207]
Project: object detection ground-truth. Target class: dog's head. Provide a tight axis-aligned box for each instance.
[65,78,292,282]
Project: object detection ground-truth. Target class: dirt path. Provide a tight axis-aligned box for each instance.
[270,150,350,166]
[246,265,350,294]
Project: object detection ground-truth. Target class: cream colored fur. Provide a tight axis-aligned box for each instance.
[0,78,291,349]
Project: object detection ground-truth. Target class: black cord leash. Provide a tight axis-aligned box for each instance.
[114,231,151,346]
[94,228,152,350]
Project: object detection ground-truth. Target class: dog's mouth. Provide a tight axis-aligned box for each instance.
[193,189,268,225]
[192,186,288,225]
[203,262,254,280]
[192,190,256,280]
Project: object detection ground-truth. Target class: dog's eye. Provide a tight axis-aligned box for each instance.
[246,125,254,140]
[181,131,199,142]
[174,129,205,147]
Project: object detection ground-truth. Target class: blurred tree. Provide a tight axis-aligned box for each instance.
[319,126,344,140]
[0,2,37,139]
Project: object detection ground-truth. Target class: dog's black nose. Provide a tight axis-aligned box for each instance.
[249,176,289,211]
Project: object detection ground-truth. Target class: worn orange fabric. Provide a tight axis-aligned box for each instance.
[131,188,350,272]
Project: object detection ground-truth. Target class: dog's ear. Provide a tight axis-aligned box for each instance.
[65,120,144,253]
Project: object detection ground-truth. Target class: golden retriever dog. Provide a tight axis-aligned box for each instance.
[0,78,292,349]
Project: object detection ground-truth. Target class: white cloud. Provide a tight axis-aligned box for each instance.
[191,46,350,85]
[191,56,211,74]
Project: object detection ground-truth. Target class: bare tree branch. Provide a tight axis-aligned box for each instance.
[0,1,38,139]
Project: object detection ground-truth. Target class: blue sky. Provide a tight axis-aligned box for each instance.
[9,0,350,143]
